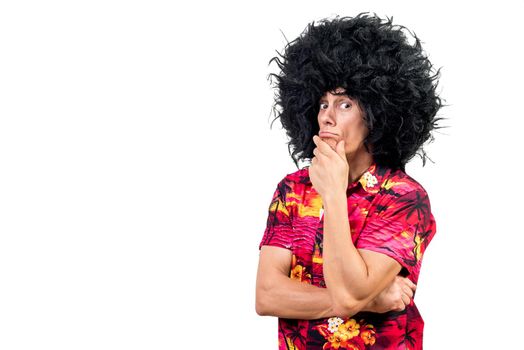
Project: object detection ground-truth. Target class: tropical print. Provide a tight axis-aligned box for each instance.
[259,163,436,350]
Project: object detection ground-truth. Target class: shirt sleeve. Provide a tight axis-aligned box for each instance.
[259,177,294,250]
[355,189,436,278]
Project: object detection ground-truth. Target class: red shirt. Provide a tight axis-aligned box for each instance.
[259,163,436,350]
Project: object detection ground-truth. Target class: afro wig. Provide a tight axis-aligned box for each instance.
[267,12,445,171]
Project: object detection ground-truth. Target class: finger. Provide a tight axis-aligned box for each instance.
[401,284,414,299]
[401,293,411,306]
[394,301,405,312]
[312,135,329,155]
[402,277,417,292]
[313,135,335,156]
[312,147,327,158]
[312,146,329,162]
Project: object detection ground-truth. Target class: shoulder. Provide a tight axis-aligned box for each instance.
[273,167,313,202]
[278,166,312,189]
[376,168,434,225]
[381,168,430,199]
[377,168,433,215]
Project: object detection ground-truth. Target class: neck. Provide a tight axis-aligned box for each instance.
[347,151,374,184]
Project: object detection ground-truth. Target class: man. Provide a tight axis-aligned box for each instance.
[256,13,443,350]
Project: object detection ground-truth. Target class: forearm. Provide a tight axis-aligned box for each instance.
[322,193,373,311]
[257,273,334,320]
[257,271,384,320]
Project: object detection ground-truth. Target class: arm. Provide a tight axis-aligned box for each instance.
[309,136,416,317]
[257,159,416,320]
[256,175,334,319]
[322,192,403,317]
[369,275,417,313]
[255,246,333,320]
[255,245,415,319]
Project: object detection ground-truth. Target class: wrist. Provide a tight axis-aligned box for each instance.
[322,191,347,210]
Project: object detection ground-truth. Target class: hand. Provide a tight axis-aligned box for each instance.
[309,135,349,200]
[369,276,417,313]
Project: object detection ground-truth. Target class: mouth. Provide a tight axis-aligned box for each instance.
[319,131,337,138]
[319,135,338,151]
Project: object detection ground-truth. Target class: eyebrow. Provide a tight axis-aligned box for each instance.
[319,96,353,103]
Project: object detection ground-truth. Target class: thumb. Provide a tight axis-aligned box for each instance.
[336,140,346,159]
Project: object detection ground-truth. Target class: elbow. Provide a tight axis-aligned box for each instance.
[330,292,368,318]
[332,302,359,319]
[326,280,372,317]
[255,284,272,316]
[256,303,269,316]
[255,295,269,316]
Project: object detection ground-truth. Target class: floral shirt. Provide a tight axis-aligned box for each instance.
[259,163,436,350]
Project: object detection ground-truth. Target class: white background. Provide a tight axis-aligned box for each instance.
[1,1,523,349]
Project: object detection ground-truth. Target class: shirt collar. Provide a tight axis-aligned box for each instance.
[348,162,391,194]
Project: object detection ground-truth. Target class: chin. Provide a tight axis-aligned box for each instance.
[323,138,337,151]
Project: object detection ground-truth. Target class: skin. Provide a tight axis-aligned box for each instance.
[311,87,414,316]
[256,87,416,319]
[315,87,373,184]
[256,247,416,319]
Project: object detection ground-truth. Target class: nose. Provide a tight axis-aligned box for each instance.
[319,104,336,126]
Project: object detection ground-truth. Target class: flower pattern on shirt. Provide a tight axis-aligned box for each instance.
[260,163,437,350]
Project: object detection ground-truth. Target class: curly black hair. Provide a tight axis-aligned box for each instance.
[267,12,446,171]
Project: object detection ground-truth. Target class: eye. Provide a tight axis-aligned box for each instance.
[319,102,328,110]
[341,102,352,109]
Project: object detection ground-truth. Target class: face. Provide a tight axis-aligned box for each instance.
[317,87,370,160]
